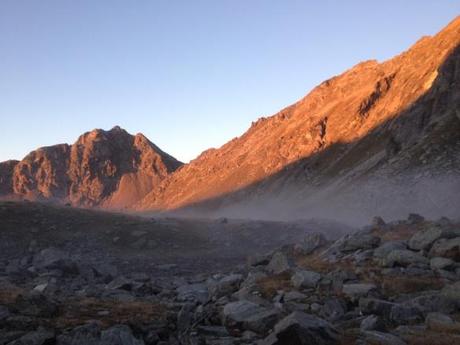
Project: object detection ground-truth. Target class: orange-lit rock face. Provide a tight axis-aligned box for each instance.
[136,17,460,211]
[4,127,182,208]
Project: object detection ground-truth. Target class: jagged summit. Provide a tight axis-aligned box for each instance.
[0,127,182,208]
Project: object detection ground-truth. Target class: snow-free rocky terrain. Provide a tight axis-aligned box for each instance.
[0,201,460,345]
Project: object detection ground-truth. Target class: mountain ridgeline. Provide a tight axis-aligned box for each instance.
[1,17,459,223]
[0,126,183,208]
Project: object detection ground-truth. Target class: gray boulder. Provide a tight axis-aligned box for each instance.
[267,252,295,275]
[390,304,423,325]
[430,257,456,271]
[360,315,384,331]
[408,226,458,251]
[100,325,144,345]
[373,241,406,259]
[6,329,54,345]
[258,311,339,345]
[208,274,243,298]
[176,283,209,304]
[291,270,321,289]
[425,312,460,332]
[222,300,280,335]
[441,281,460,308]
[359,298,395,318]
[342,283,376,300]
[429,237,460,260]
[339,233,381,253]
[56,322,101,345]
[294,233,327,255]
[359,331,406,345]
[384,249,429,267]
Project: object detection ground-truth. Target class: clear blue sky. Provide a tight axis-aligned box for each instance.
[0,1,458,163]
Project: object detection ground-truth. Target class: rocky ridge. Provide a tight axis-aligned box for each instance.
[136,16,460,222]
[0,126,182,208]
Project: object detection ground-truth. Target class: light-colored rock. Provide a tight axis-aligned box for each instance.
[291,270,321,289]
[258,311,339,345]
[408,225,458,251]
[267,252,295,274]
[384,249,429,267]
[429,237,460,260]
[342,283,376,299]
[430,257,456,270]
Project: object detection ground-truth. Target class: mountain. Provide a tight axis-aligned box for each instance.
[0,126,182,208]
[136,16,460,223]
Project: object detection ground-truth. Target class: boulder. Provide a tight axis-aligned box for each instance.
[100,324,144,345]
[294,233,327,255]
[258,311,339,345]
[408,226,458,251]
[359,331,406,345]
[430,257,456,271]
[267,252,295,274]
[291,270,321,289]
[222,300,280,335]
[7,329,55,345]
[373,241,406,259]
[359,298,395,318]
[339,233,381,253]
[360,315,384,331]
[389,304,423,325]
[56,322,101,345]
[33,248,78,275]
[425,312,460,333]
[13,293,58,317]
[342,283,376,300]
[208,274,243,298]
[384,250,429,267]
[429,237,460,260]
[441,281,460,308]
[176,283,209,304]
[319,298,346,322]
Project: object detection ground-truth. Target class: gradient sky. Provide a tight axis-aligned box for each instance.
[0,1,458,163]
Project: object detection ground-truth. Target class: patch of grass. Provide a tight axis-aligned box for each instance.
[380,276,444,296]
[256,272,292,299]
[54,298,167,329]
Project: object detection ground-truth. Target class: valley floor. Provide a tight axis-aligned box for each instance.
[0,201,459,344]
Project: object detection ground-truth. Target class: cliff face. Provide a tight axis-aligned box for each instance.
[2,126,182,208]
[136,17,460,220]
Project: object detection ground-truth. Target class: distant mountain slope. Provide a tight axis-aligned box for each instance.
[0,126,182,207]
[136,16,460,222]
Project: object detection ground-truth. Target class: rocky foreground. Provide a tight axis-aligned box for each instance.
[0,212,460,344]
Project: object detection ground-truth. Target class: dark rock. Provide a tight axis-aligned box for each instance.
[390,304,423,325]
[407,213,425,224]
[56,322,101,345]
[13,293,58,318]
[7,329,54,345]
[429,237,460,260]
[222,300,280,335]
[100,324,144,345]
[259,311,339,345]
[359,331,406,345]
[384,250,428,267]
[360,315,384,331]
